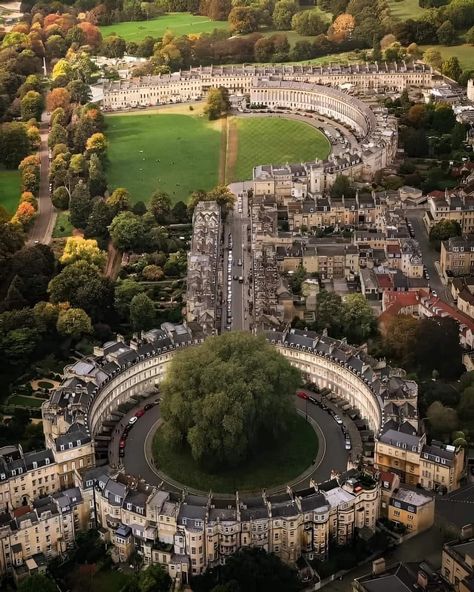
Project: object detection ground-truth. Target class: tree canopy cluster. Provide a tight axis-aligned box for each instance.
[160,332,301,470]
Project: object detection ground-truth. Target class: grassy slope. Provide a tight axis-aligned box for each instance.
[153,413,318,493]
[387,0,427,20]
[0,169,20,215]
[420,44,474,71]
[106,110,222,203]
[99,12,228,42]
[231,116,331,182]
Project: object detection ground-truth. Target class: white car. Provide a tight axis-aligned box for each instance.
[334,415,343,425]
[345,440,352,451]
[128,416,138,425]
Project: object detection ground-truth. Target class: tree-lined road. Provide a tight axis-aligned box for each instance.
[28,113,55,245]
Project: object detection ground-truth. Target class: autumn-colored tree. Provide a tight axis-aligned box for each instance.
[78,22,102,48]
[60,236,107,268]
[328,13,355,41]
[12,201,36,227]
[380,33,396,49]
[85,132,107,158]
[46,88,71,112]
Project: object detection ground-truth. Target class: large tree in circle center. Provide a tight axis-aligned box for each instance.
[159,332,301,471]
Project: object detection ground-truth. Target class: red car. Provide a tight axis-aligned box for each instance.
[135,409,145,418]
[119,439,126,449]
[296,391,309,400]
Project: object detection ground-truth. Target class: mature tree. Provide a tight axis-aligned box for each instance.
[47,123,68,148]
[207,185,236,209]
[46,87,71,112]
[228,6,260,33]
[106,187,130,212]
[429,219,461,250]
[442,56,462,81]
[329,174,356,199]
[423,47,443,70]
[86,132,107,159]
[467,25,474,45]
[130,292,155,331]
[427,401,459,438]
[160,332,301,469]
[150,191,172,224]
[102,35,127,58]
[198,547,300,592]
[436,20,456,45]
[328,12,355,41]
[415,317,463,379]
[445,0,474,29]
[138,563,172,592]
[291,9,327,36]
[20,90,43,121]
[383,314,418,368]
[48,260,99,305]
[142,264,164,281]
[458,386,474,421]
[67,79,92,105]
[85,200,114,240]
[432,103,456,133]
[273,0,298,30]
[109,211,147,251]
[10,243,56,305]
[0,122,30,168]
[204,86,231,120]
[69,182,93,229]
[60,236,106,268]
[56,307,92,338]
[314,290,344,336]
[88,153,107,197]
[17,574,56,592]
[342,293,376,343]
[422,381,460,408]
[114,278,145,319]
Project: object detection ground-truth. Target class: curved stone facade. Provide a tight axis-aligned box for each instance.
[44,325,415,447]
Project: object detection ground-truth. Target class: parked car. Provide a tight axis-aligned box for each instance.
[308,396,317,404]
[144,403,153,411]
[119,448,125,457]
[119,439,126,449]
[128,416,138,425]
[135,409,145,418]
[345,439,352,451]
[296,391,309,400]
[334,415,343,425]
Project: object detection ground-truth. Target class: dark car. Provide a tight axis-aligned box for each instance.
[144,403,153,411]
[119,448,125,457]
[308,396,317,404]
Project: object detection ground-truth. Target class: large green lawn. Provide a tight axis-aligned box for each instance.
[153,413,318,493]
[420,43,474,71]
[106,110,222,203]
[0,169,20,215]
[100,12,228,42]
[387,0,427,21]
[229,116,331,182]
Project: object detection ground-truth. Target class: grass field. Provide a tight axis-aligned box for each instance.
[0,169,20,215]
[153,413,318,492]
[228,116,331,182]
[420,44,474,71]
[100,12,228,42]
[8,395,44,408]
[52,211,74,237]
[106,108,222,203]
[388,0,426,20]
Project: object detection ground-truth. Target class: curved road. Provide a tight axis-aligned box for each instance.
[114,394,349,499]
